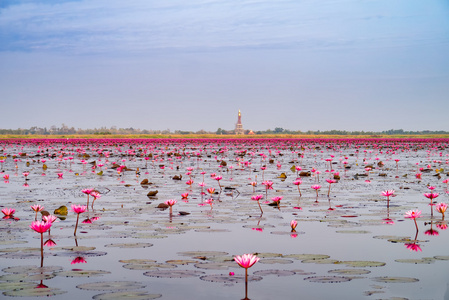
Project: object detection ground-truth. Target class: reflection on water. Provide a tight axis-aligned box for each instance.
[0,138,448,299]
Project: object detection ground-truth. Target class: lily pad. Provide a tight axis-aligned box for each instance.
[77,281,146,291]
[339,261,386,268]
[394,258,434,264]
[284,254,331,260]
[178,251,229,257]
[93,291,162,300]
[304,276,352,283]
[3,287,67,297]
[57,270,111,277]
[328,269,371,275]
[104,243,153,248]
[259,258,293,264]
[199,274,263,283]
[194,261,236,270]
[143,270,205,278]
[372,276,419,283]
[253,269,296,276]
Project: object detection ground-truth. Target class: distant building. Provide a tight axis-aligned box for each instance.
[235,110,244,135]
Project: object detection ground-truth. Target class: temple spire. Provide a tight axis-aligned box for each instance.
[235,110,244,135]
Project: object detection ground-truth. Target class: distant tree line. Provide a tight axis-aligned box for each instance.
[0,125,447,136]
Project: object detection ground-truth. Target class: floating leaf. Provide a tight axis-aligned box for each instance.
[394,258,434,264]
[3,287,67,297]
[93,291,162,300]
[336,230,371,234]
[104,243,153,248]
[259,258,293,265]
[301,259,340,265]
[194,262,236,270]
[199,274,263,283]
[143,270,205,278]
[165,259,198,265]
[339,261,386,268]
[77,281,146,291]
[178,251,229,257]
[328,269,371,275]
[57,270,111,277]
[284,254,331,261]
[372,276,419,283]
[304,276,352,283]
[253,269,296,277]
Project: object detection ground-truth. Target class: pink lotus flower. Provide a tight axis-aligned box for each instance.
[234,253,260,269]
[381,190,395,198]
[43,214,58,224]
[90,191,101,208]
[72,204,87,236]
[311,185,321,191]
[1,208,15,216]
[181,193,189,199]
[72,204,87,214]
[165,199,177,215]
[3,174,9,180]
[262,181,273,189]
[271,196,283,209]
[290,220,298,232]
[251,194,264,214]
[82,188,94,206]
[404,210,421,219]
[207,187,215,194]
[30,220,52,234]
[424,192,439,201]
[57,173,63,178]
[311,185,321,201]
[31,204,44,212]
[165,199,177,206]
[436,202,447,219]
[204,198,214,209]
[405,209,421,232]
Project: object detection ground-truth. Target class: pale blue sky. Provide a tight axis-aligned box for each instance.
[1,0,448,132]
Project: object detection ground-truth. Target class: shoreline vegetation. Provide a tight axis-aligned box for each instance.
[0,134,449,139]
